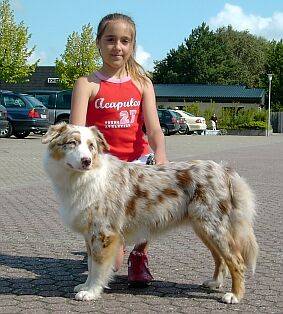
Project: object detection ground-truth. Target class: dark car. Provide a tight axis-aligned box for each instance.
[170,110,188,135]
[157,109,180,135]
[0,103,9,138]
[25,90,71,124]
[0,90,50,138]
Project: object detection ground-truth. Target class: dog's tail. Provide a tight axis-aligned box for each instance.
[227,168,259,273]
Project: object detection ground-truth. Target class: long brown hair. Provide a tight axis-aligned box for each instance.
[96,13,149,84]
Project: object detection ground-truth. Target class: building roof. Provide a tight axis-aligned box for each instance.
[154,84,265,100]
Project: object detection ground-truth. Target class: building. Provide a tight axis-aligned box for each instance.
[154,84,265,112]
[0,66,59,93]
[0,66,265,111]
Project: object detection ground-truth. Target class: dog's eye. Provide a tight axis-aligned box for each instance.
[66,141,77,147]
[89,143,95,150]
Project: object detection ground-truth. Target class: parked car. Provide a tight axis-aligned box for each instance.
[0,90,50,138]
[170,110,188,134]
[157,109,180,135]
[25,90,71,124]
[173,109,207,135]
[0,103,9,138]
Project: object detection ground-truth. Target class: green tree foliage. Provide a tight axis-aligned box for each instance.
[153,24,270,88]
[153,23,225,84]
[216,26,269,87]
[55,23,101,89]
[0,0,38,84]
[262,40,283,110]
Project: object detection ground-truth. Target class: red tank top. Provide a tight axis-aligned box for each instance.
[86,72,149,161]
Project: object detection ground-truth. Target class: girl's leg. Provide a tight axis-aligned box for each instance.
[113,244,126,272]
[128,155,154,286]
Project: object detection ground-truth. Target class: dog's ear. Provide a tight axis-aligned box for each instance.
[42,122,68,144]
[89,126,110,152]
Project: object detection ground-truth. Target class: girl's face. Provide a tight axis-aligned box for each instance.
[97,21,134,70]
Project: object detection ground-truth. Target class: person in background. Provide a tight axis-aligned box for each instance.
[210,113,218,130]
[70,13,168,287]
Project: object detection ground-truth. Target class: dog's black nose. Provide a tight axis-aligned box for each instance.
[81,157,91,167]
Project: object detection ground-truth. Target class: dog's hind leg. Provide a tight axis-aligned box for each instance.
[192,225,228,289]
[192,221,245,304]
[75,232,122,301]
[217,237,246,304]
[219,237,246,303]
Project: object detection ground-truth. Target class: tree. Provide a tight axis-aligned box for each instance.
[152,24,270,88]
[153,23,224,84]
[55,23,101,89]
[215,26,269,87]
[183,23,228,84]
[0,0,38,84]
[263,40,283,110]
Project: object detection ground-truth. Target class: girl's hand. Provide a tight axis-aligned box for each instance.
[154,153,169,165]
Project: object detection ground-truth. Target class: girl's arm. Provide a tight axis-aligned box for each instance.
[70,77,92,126]
[142,78,168,165]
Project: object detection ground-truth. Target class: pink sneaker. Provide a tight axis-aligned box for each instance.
[128,250,154,287]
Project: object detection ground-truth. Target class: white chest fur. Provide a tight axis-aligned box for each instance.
[45,155,110,232]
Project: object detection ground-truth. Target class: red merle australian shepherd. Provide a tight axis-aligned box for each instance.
[42,123,258,304]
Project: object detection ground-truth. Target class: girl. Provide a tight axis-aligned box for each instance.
[70,13,168,286]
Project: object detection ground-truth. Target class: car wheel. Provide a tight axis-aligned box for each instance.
[186,128,194,135]
[178,127,188,135]
[0,121,13,138]
[161,125,169,136]
[13,130,30,139]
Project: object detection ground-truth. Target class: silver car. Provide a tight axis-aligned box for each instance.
[25,90,71,124]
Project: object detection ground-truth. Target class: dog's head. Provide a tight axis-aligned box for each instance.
[42,123,109,171]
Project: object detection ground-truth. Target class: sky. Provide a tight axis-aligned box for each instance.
[8,0,283,71]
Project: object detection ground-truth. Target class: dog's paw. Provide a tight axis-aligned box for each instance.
[75,290,100,301]
[202,279,222,289]
[221,292,239,304]
[74,283,88,292]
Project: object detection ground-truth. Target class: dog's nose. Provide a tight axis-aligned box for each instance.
[81,157,91,167]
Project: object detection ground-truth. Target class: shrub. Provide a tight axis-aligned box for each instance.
[202,105,267,130]
[237,121,266,129]
[183,102,201,116]
[180,103,268,130]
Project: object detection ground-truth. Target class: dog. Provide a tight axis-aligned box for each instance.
[42,122,258,304]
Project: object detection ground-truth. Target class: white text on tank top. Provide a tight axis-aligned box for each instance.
[94,97,141,129]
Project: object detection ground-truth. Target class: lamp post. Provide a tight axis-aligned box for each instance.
[267,74,273,136]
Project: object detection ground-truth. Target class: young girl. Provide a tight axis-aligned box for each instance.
[70,13,168,286]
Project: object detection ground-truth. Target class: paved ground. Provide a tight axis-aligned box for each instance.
[0,133,282,313]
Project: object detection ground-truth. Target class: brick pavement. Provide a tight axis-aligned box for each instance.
[0,134,282,313]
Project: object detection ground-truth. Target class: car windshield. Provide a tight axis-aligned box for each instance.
[34,94,50,107]
[173,111,182,118]
[24,95,46,108]
[170,110,180,118]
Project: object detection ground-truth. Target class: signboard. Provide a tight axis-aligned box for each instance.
[47,78,59,84]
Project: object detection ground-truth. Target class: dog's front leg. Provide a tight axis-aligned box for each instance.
[75,232,122,301]
[74,239,93,293]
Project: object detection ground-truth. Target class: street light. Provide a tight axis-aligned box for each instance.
[267,74,273,136]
